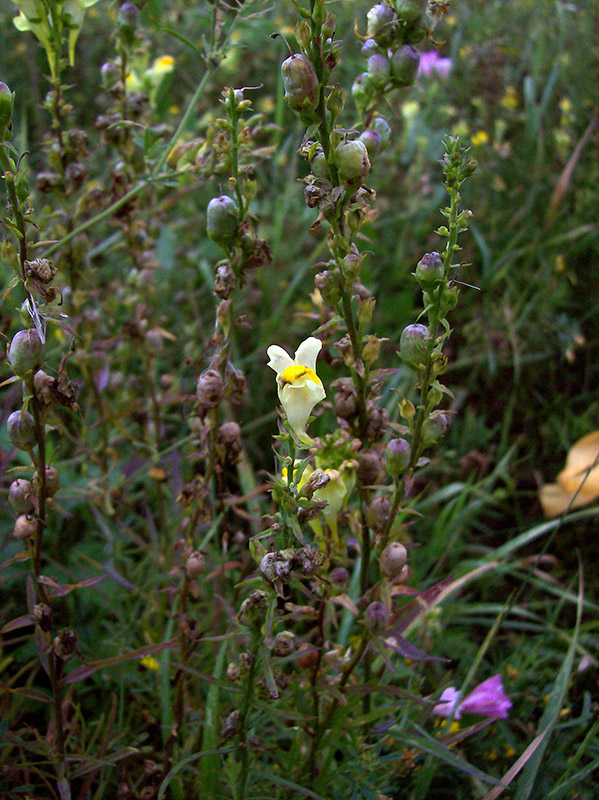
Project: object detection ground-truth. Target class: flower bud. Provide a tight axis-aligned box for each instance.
[366,495,392,532]
[118,2,140,37]
[185,551,205,578]
[13,514,37,540]
[359,128,382,159]
[101,61,120,90]
[8,329,45,376]
[415,251,444,285]
[373,115,392,149]
[0,81,15,136]
[273,630,295,657]
[335,140,370,183]
[206,196,238,247]
[364,600,390,634]
[385,438,411,476]
[196,369,224,410]
[9,479,34,514]
[352,72,375,112]
[379,541,408,578]
[281,54,320,114]
[366,4,398,46]
[395,0,427,25]
[33,466,60,497]
[329,566,349,589]
[391,45,421,87]
[7,410,36,450]
[421,411,450,447]
[357,449,386,486]
[399,323,429,367]
[361,38,380,57]
[367,53,391,87]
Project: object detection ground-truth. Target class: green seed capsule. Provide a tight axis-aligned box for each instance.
[335,139,370,183]
[391,44,420,87]
[399,323,429,366]
[415,251,444,285]
[7,410,36,450]
[8,329,45,376]
[395,0,427,25]
[0,81,14,134]
[367,4,398,47]
[206,196,238,246]
[281,54,320,114]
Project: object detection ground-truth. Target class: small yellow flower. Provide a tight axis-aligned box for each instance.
[267,337,326,445]
[140,655,160,671]
[500,86,519,110]
[539,431,599,518]
[151,54,175,76]
[471,130,489,147]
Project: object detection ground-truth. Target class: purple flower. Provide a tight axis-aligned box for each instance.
[418,51,452,80]
[433,674,512,720]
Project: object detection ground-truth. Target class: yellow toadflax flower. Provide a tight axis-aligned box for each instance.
[267,337,326,445]
[539,431,599,518]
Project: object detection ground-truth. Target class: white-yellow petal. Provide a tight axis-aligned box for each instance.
[557,431,599,494]
[279,379,325,442]
[267,345,294,375]
[294,337,322,373]
[539,482,599,519]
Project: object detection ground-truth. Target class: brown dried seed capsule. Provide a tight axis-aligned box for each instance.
[366,495,392,533]
[213,264,235,299]
[33,466,60,497]
[364,600,390,634]
[33,370,55,405]
[366,402,389,442]
[334,379,358,420]
[295,643,320,669]
[185,551,205,578]
[14,514,37,540]
[53,629,78,660]
[379,542,408,578]
[33,603,53,631]
[196,369,224,410]
[216,421,242,464]
[357,449,386,486]
[273,630,295,657]
[9,479,34,514]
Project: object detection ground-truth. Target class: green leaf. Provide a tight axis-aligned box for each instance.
[513,564,584,800]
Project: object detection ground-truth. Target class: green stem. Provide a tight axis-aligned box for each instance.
[236,632,261,800]
[301,634,369,779]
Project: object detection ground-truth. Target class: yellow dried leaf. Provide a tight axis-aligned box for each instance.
[557,431,599,494]
[539,482,598,519]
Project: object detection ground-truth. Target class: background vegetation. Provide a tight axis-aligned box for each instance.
[1,0,598,798]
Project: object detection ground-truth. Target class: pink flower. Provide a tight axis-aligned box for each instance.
[418,51,452,80]
[433,674,512,720]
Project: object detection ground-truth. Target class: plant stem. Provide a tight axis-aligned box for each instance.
[236,632,261,800]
